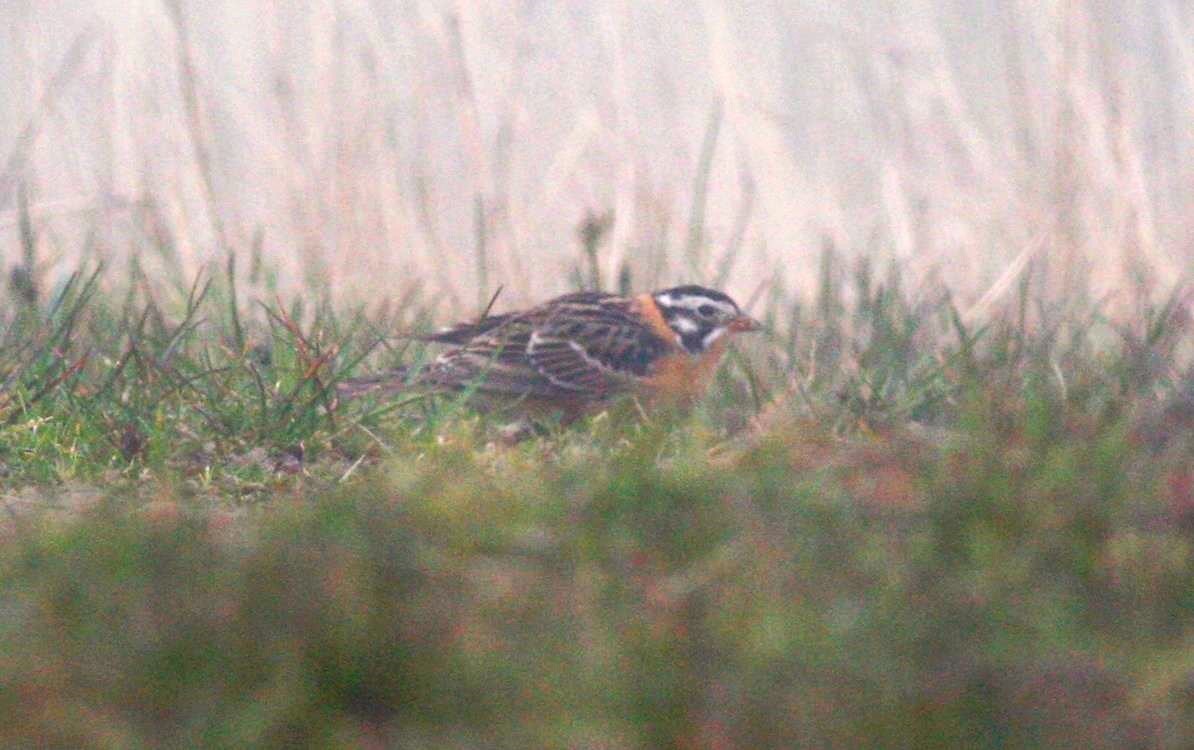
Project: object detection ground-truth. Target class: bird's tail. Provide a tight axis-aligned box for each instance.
[334,367,413,400]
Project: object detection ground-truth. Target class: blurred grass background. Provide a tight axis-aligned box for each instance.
[3,0,1194,747]
[2,1,1192,310]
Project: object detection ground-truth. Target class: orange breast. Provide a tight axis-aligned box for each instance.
[629,293,732,405]
[642,337,730,405]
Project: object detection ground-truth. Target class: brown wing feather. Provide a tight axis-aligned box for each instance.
[390,291,675,404]
[526,296,673,393]
[526,335,611,393]
[420,318,552,396]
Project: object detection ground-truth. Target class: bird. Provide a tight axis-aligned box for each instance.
[336,285,761,422]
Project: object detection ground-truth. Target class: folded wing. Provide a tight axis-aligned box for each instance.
[526,299,671,396]
[417,293,672,403]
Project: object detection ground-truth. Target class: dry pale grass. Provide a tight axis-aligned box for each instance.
[1,0,1191,325]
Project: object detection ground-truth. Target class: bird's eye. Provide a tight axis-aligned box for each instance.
[698,304,716,317]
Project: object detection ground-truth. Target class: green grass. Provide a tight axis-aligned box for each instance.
[1,254,1192,747]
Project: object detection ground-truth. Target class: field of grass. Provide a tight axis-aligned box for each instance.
[4,3,1194,745]
[1,250,1191,747]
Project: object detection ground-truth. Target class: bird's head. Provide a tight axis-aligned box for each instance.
[652,285,761,353]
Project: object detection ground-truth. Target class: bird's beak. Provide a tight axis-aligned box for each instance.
[729,314,762,333]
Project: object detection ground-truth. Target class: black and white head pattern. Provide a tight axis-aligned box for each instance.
[653,285,743,354]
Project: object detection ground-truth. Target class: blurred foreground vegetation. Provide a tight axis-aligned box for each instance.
[1,254,1192,747]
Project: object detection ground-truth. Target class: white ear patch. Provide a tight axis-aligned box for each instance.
[670,316,699,334]
[702,326,727,349]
